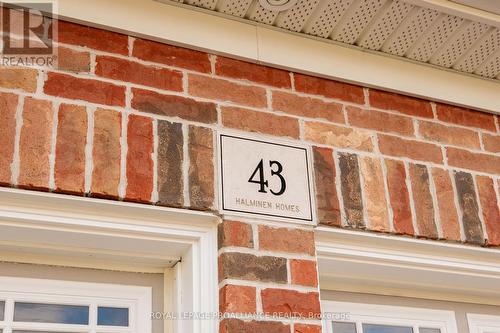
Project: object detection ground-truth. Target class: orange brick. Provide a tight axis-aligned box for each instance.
[369,90,433,118]
[219,285,256,314]
[272,91,344,123]
[96,56,183,91]
[57,47,90,73]
[313,147,341,226]
[482,133,500,153]
[133,38,211,73]
[0,92,18,185]
[218,220,254,249]
[446,147,500,175]
[91,109,121,199]
[44,72,126,107]
[385,159,414,235]
[419,121,480,149]
[409,164,438,239]
[54,104,87,195]
[57,21,128,55]
[221,106,299,138]
[436,103,496,132]
[188,74,267,108]
[0,67,38,93]
[261,289,320,318]
[476,176,500,246]
[18,98,53,190]
[221,320,290,333]
[295,324,322,333]
[360,156,390,232]
[290,260,318,287]
[216,57,291,88]
[378,134,443,164]
[259,226,315,255]
[126,115,154,203]
[189,126,215,210]
[294,73,365,104]
[305,121,373,151]
[347,106,414,136]
[431,168,461,241]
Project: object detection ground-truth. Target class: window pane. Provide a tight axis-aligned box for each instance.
[333,322,357,333]
[97,307,129,327]
[0,301,4,321]
[363,324,413,333]
[14,303,89,325]
[420,328,441,333]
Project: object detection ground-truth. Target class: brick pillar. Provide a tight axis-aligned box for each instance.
[218,220,322,333]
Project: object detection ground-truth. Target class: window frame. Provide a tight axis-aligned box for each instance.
[322,301,458,333]
[0,277,150,333]
[0,188,219,333]
[467,314,500,333]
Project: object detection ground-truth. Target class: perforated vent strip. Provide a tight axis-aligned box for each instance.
[185,0,218,10]
[358,0,413,50]
[217,0,253,17]
[475,51,500,78]
[304,0,354,38]
[381,7,440,56]
[331,0,386,44]
[430,21,489,68]
[275,0,321,32]
[454,29,500,73]
[247,1,279,24]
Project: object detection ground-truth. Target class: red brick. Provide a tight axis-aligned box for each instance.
[369,90,433,118]
[219,285,256,314]
[476,176,500,246]
[216,57,291,88]
[126,115,153,203]
[221,106,299,138]
[220,319,290,333]
[131,88,217,124]
[313,147,341,226]
[18,98,53,190]
[0,92,18,185]
[57,21,128,55]
[347,106,414,136]
[360,156,390,232]
[294,73,365,104]
[218,220,254,249]
[446,147,500,175]
[409,164,438,239]
[91,109,121,198]
[259,225,315,255]
[419,121,480,149]
[431,168,461,241]
[482,133,500,153]
[133,38,211,73]
[189,126,214,210]
[55,104,87,195]
[378,134,443,164]
[385,160,414,235]
[44,72,125,107]
[436,104,496,132]
[95,56,183,91]
[305,122,373,151]
[295,324,322,333]
[0,67,38,93]
[188,74,267,108]
[57,47,90,73]
[261,289,320,319]
[290,260,318,287]
[272,91,344,123]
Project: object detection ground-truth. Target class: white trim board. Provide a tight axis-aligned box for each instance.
[0,187,219,333]
[315,227,500,306]
[467,314,500,333]
[51,0,500,115]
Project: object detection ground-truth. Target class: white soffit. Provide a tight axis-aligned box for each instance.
[168,0,500,82]
[55,0,500,113]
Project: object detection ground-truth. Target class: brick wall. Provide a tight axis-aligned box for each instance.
[1,16,500,333]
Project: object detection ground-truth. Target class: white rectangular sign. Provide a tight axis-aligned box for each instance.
[218,133,314,223]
